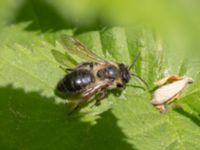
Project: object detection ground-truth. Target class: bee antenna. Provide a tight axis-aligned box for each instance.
[131,73,149,88]
[128,52,141,71]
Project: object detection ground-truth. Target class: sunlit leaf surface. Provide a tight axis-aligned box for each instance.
[0,0,200,150]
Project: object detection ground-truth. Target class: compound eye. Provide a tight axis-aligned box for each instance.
[117,83,124,88]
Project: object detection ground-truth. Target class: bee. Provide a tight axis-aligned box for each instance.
[56,35,147,114]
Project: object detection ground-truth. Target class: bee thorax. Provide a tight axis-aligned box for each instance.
[97,65,119,79]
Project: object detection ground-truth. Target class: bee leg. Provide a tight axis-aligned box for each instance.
[68,104,79,115]
[156,75,183,86]
[68,98,89,115]
[94,100,101,107]
[90,90,107,108]
[96,90,107,106]
[69,80,111,114]
[69,87,100,114]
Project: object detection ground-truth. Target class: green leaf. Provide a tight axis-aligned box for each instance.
[1,24,200,150]
[0,0,200,150]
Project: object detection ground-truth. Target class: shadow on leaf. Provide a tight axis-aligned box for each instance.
[14,0,73,32]
[174,107,200,127]
[0,85,136,150]
[12,0,109,33]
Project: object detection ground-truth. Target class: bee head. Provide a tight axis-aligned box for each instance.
[118,63,148,89]
[118,64,131,84]
[117,53,149,89]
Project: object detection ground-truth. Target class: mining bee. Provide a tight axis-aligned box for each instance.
[56,35,148,114]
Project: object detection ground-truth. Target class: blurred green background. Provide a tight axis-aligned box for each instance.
[0,0,200,150]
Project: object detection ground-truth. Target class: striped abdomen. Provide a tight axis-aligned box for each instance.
[57,70,95,93]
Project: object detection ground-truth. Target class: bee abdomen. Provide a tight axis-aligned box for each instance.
[57,70,95,93]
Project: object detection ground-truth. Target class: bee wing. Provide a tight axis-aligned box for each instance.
[60,35,107,64]
[69,79,112,114]
[51,50,77,68]
[82,79,112,98]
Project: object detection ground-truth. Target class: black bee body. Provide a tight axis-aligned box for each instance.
[57,62,131,94]
[57,68,95,93]
[56,35,146,113]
